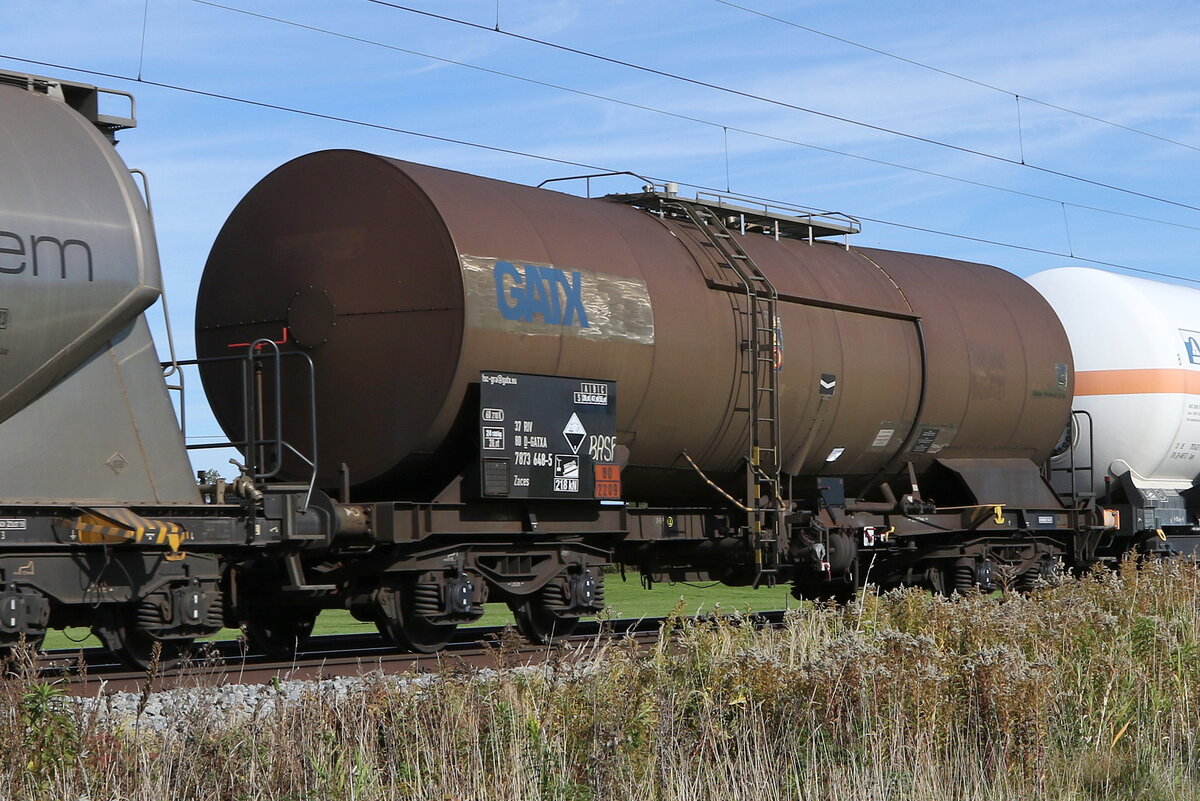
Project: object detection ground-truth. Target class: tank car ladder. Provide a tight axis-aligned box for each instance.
[667,200,785,587]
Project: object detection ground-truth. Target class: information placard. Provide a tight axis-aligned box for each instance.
[479,372,618,500]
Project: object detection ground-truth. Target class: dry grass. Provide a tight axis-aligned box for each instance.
[4,559,1200,800]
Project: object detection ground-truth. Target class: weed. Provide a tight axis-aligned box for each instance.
[9,561,1200,798]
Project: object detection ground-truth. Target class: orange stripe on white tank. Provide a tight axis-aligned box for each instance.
[1074,368,1200,396]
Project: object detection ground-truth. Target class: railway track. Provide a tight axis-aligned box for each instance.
[40,611,788,696]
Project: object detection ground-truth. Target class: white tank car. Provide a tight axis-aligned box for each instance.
[1028,267,1200,528]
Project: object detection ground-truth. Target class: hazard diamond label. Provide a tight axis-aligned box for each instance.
[562,412,587,454]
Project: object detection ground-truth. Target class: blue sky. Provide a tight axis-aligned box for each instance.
[3,0,1198,468]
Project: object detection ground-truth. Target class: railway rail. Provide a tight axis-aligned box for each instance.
[32,611,789,696]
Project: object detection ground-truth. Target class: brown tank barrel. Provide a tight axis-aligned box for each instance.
[195,151,1072,500]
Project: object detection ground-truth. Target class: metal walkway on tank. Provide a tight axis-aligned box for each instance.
[605,189,861,245]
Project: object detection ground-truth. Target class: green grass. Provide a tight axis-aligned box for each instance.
[601,575,792,618]
[41,574,791,651]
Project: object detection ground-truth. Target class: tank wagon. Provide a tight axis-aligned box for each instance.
[197,150,1098,605]
[0,71,229,667]
[0,68,1127,669]
[1030,267,1200,557]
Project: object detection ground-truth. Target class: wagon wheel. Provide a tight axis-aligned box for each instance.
[0,632,46,665]
[244,609,317,659]
[374,579,457,654]
[792,535,859,604]
[100,618,194,672]
[508,595,579,645]
[790,574,858,604]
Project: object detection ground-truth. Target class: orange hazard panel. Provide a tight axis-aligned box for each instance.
[594,464,622,499]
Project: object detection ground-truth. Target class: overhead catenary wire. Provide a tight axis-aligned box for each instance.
[1,51,1196,286]
[1016,96,1026,165]
[1061,203,1075,258]
[0,54,612,172]
[365,0,1200,216]
[136,0,151,81]
[711,0,1200,156]
[182,0,1200,236]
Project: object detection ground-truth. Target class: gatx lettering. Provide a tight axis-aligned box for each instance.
[493,261,589,327]
[0,230,94,281]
